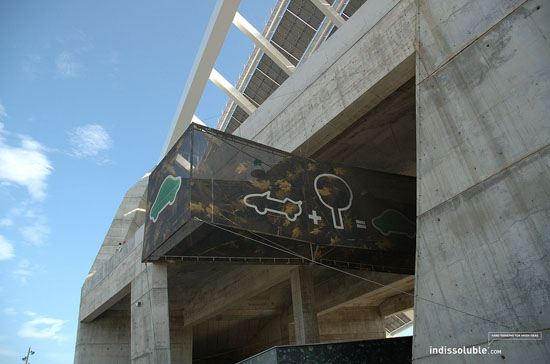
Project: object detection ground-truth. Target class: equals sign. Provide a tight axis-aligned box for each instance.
[356,220,367,229]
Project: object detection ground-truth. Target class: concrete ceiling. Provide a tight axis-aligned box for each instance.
[313,77,416,176]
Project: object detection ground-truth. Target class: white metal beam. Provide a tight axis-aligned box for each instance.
[161,0,242,157]
[232,12,295,76]
[309,0,345,28]
[209,69,257,115]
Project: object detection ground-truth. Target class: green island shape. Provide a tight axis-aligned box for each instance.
[371,209,415,238]
[149,175,182,223]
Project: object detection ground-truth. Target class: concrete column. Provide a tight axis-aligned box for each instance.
[318,307,385,342]
[290,266,320,344]
[182,326,193,363]
[74,309,130,364]
[131,263,171,363]
[169,312,193,364]
[278,310,291,345]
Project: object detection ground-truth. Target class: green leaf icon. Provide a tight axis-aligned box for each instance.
[372,209,415,238]
[150,175,182,223]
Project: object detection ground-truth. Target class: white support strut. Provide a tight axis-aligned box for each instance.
[209,69,257,115]
[232,12,296,76]
[161,0,242,158]
[309,0,345,28]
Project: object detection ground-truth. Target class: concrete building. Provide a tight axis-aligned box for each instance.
[75,0,550,362]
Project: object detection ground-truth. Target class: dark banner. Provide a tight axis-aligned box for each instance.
[143,124,415,273]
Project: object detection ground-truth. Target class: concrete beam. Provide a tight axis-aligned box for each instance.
[209,68,257,115]
[183,265,294,327]
[318,307,385,342]
[315,272,412,315]
[79,226,145,322]
[162,0,241,157]
[309,0,345,28]
[379,292,414,317]
[234,0,413,156]
[214,308,283,321]
[233,12,295,76]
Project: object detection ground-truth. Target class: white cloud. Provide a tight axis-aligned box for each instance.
[55,51,84,78]
[0,217,13,226]
[0,103,7,120]
[68,124,112,160]
[18,316,67,342]
[20,217,50,245]
[21,55,43,80]
[0,347,17,357]
[0,335,16,357]
[19,258,30,268]
[0,235,14,260]
[25,311,37,317]
[103,50,120,65]
[12,269,31,284]
[0,123,53,199]
[3,307,17,316]
[12,259,35,284]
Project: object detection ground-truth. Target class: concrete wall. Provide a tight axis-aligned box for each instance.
[414,0,550,361]
[235,0,415,156]
[131,263,171,363]
[318,307,385,342]
[74,308,130,364]
[76,0,550,361]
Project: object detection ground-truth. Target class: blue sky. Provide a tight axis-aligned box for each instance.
[0,1,274,362]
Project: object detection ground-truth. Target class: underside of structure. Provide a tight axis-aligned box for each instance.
[75,0,550,363]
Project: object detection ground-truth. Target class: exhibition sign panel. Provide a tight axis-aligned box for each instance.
[143,124,416,273]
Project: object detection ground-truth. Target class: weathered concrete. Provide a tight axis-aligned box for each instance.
[318,307,385,342]
[169,312,193,364]
[76,0,550,359]
[416,0,526,80]
[414,0,550,362]
[75,1,425,361]
[183,265,294,327]
[379,292,414,317]
[417,0,550,214]
[314,78,416,176]
[291,266,320,344]
[414,146,550,360]
[131,263,171,363]
[89,174,148,274]
[79,225,145,322]
[235,0,415,158]
[74,308,130,364]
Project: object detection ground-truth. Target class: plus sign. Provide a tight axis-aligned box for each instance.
[308,210,322,225]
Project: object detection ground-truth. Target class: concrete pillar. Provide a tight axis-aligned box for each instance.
[74,309,130,364]
[182,326,193,363]
[318,307,385,342]
[131,263,171,363]
[239,312,291,359]
[278,310,291,345]
[290,266,320,344]
[169,312,193,364]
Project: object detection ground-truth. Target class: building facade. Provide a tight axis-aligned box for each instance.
[75,0,550,362]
